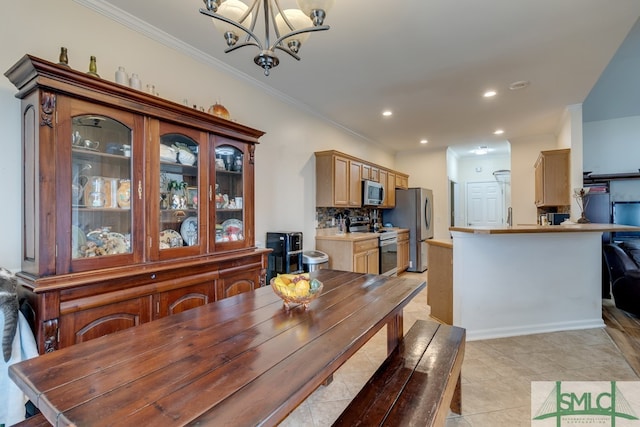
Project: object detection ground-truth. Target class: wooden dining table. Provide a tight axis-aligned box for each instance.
[10,269,425,426]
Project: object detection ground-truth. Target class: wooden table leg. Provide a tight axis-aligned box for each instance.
[386,311,404,356]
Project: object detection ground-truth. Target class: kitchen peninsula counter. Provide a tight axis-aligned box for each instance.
[449,223,640,340]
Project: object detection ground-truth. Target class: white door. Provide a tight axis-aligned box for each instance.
[466,181,503,226]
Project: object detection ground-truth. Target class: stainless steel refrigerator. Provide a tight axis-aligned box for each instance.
[382,188,434,272]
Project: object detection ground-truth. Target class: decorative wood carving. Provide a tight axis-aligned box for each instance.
[249,144,255,164]
[40,91,55,128]
[43,319,58,353]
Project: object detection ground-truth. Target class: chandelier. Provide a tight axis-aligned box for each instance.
[200,0,334,76]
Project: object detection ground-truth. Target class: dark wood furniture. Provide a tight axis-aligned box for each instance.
[9,269,425,427]
[333,320,465,427]
[4,54,269,354]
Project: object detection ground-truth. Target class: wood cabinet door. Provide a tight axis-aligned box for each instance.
[58,297,152,348]
[386,172,396,207]
[216,268,261,300]
[379,170,389,207]
[366,249,380,274]
[154,282,214,318]
[333,156,349,206]
[353,251,368,274]
[397,239,410,272]
[349,160,363,206]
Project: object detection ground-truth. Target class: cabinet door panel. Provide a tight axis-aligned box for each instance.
[212,137,255,251]
[150,120,208,260]
[58,96,145,274]
[333,156,349,206]
[59,297,151,348]
[155,282,214,318]
[216,269,261,299]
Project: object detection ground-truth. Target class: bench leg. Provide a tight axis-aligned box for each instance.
[449,374,462,415]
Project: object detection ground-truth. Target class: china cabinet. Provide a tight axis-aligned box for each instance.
[5,54,269,353]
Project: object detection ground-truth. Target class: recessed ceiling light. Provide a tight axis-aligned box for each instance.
[509,80,530,90]
[470,145,493,155]
[494,129,504,135]
[420,139,428,144]
[382,110,392,117]
[483,90,497,98]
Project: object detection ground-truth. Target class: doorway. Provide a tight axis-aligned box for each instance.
[466,181,503,226]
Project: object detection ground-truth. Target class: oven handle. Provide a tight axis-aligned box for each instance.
[379,239,397,247]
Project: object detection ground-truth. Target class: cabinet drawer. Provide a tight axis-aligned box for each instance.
[354,238,378,253]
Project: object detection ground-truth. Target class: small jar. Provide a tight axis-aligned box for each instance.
[117,179,131,208]
[129,73,141,90]
[115,66,128,85]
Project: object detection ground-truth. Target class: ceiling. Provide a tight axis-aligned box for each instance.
[91,0,640,157]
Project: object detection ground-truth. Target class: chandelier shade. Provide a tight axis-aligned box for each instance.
[200,0,333,76]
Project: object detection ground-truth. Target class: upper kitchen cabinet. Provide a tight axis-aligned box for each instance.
[315,150,407,209]
[315,151,362,207]
[5,54,268,353]
[534,149,570,207]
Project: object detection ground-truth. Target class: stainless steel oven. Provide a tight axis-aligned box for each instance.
[379,230,398,277]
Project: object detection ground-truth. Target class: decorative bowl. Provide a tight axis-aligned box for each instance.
[177,148,197,166]
[270,274,323,310]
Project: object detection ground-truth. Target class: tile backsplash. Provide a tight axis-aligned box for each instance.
[316,207,382,229]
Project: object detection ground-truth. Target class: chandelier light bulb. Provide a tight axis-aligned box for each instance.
[213,0,252,44]
[275,9,313,53]
[297,0,335,25]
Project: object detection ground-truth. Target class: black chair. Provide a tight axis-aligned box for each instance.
[603,243,640,317]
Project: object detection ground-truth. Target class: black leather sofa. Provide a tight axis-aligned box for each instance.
[603,240,640,317]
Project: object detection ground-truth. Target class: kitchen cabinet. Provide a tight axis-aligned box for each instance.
[397,230,410,273]
[534,149,570,207]
[426,239,453,325]
[315,152,361,207]
[315,150,406,208]
[316,235,379,274]
[6,54,269,353]
[395,173,409,189]
[353,238,380,274]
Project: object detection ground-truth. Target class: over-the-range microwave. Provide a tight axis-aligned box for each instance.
[363,180,384,206]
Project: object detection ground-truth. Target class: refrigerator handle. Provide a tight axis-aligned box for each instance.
[424,197,431,231]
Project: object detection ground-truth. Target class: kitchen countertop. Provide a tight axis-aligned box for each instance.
[449,223,640,235]
[316,228,409,241]
[427,238,453,248]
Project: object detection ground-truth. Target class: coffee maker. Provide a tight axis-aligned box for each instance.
[266,232,303,282]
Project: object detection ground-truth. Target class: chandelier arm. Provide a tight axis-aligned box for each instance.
[274,45,301,61]
[199,8,265,50]
[224,41,261,54]
[271,0,285,39]
[271,25,329,50]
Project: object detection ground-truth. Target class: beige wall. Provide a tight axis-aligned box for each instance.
[0,1,395,270]
[0,1,581,271]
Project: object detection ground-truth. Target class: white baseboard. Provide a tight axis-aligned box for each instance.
[464,318,606,341]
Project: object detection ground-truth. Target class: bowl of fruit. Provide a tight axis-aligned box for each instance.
[270,273,323,310]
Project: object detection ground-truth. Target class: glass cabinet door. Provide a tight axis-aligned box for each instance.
[71,114,133,260]
[157,127,203,256]
[214,144,245,245]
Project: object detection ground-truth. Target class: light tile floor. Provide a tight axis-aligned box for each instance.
[279,271,639,427]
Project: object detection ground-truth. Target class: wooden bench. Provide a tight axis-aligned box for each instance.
[10,413,51,427]
[333,319,465,427]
